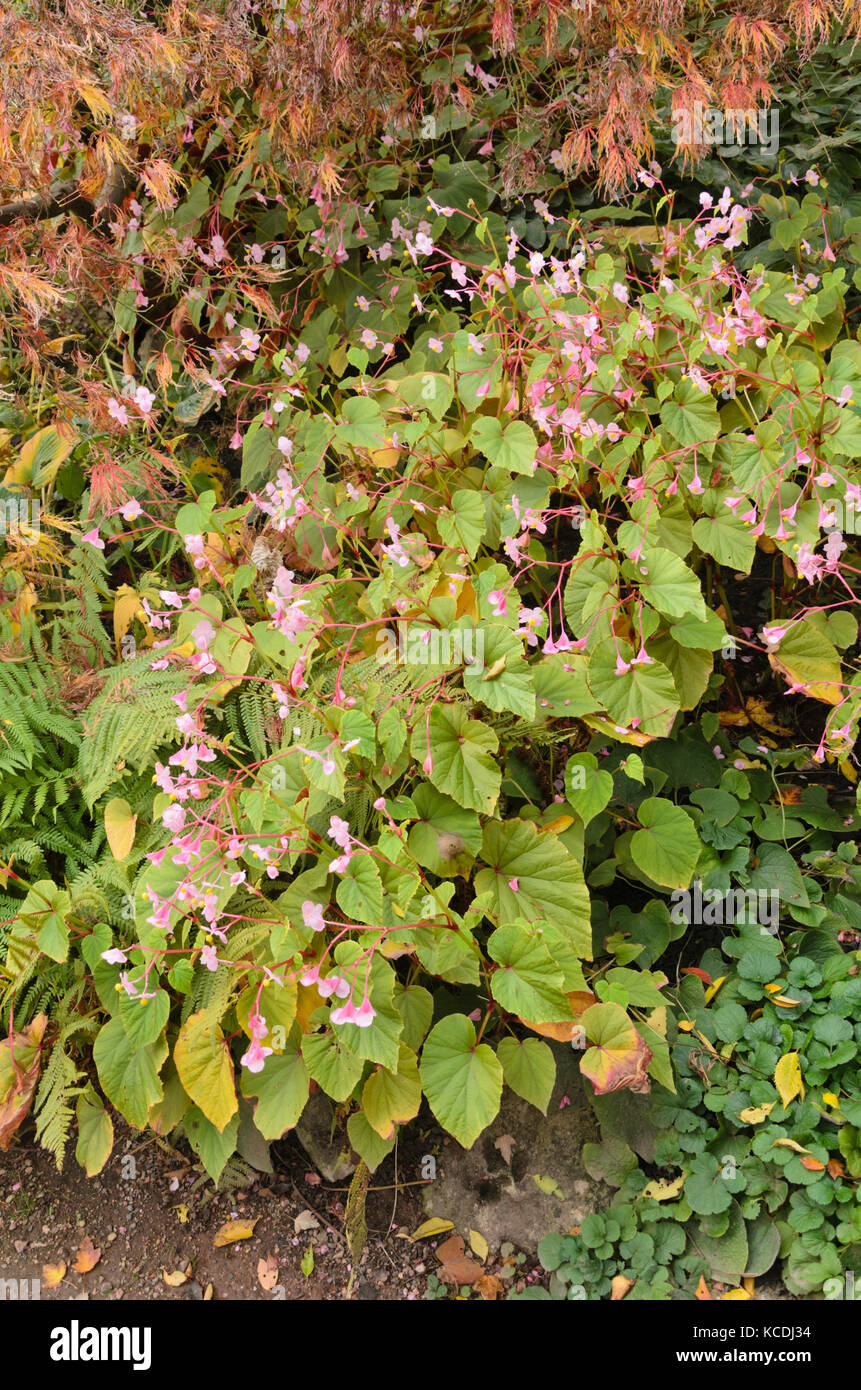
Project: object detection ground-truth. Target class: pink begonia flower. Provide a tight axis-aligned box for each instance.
[301,900,326,933]
[713,746,725,760]
[328,815,351,850]
[184,533,207,568]
[108,397,129,426]
[82,528,104,549]
[134,385,155,414]
[761,625,787,648]
[200,944,219,972]
[120,498,143,521]
[331,1000,358,1025]
[162,803,186,833]
[508,878,519,891]
[101,948,128,965]
[240,1039,273,1073]
[615,655,631,675]
[488,589,507,617]
[354,999,376,1028]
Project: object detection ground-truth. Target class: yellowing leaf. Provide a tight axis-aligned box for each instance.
[771,1138,811,1155]
[104,797,136,862]
[163,1268,188,1287]
[611,1274,635,1300]
[410,1217,454,1242]
[774,1051,805,1108]
[540,815,575,835]
[704,976,726,1004]
[772,995,802,1008]
[468,1229,489,1262]
[173,1204,190,1224]
[213,1218,259,1247]
[722,1288,751,1301]
[738,1103,775,1125]
[744,697,792,736]
[641,1173,686,1201]
[42,1262,66,1287]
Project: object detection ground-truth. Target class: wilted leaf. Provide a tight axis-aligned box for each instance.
[611,1274,635,1300]
[0,1013,47,1150]
[42,1262,66,1287]
[641,1173,686,1201]
[410,1217,455,1241]
[435,1234,484,1286]
[173,1204,190,1224]
[580,1003,652,1095]
[257,1254,278,1291]
[212,1218,258,1247]
[494,1134,516,1165]
[293,1210,320,1233]
[474,1273,503,1300]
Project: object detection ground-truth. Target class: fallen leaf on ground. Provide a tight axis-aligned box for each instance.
[203,1283,213,1300]
[435,1234,484,1286]
[163,1269,188,1287]
[173,1204,190,1223]
[42,1262,66,1287]
[722,1288,751,1300]
[293,1210,320,1234]
[695,1275,712,1300]
[257,1255,278,1291]
[409,1217,454,1241]
[213,1217,259,1247]
[73,1236,101,1273]
[800,1156,826,1171]
[611,1274,635,1300]
[494,1134,516,1164]
[468,1229,488,1262]
[474,1273,503,1300]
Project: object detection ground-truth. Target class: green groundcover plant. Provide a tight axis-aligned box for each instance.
[1,132,861,1297]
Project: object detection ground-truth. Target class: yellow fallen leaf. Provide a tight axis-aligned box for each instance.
[409,1217,455,1242]
[163,1269,188,1287]
[722,1288,751,1300]
[774,1051,805,1108]
[203,1282,213,1300]
[677,1019,695,1032]
[771,1138,810,1155]
[213,1218,259,1247]
[743,1276,755,1295]
[772,995,802,1008]
[257,1254,278,1291]
[174,1204,190,1224]
[42,1262,66,1287]
[744,697,792,736]
[704,976,726,1004]
[469,1229,489,1262]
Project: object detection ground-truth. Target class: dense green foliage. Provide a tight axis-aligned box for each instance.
[1,1,861,1301]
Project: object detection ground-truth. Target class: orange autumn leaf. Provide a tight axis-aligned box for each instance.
[827,1158,846,1179]
[42,1262,66,1287]
[611,1274,635,1300]
[799,1156,826,1171]
[73,1236,101,1273]
[695,1275,712,1300]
